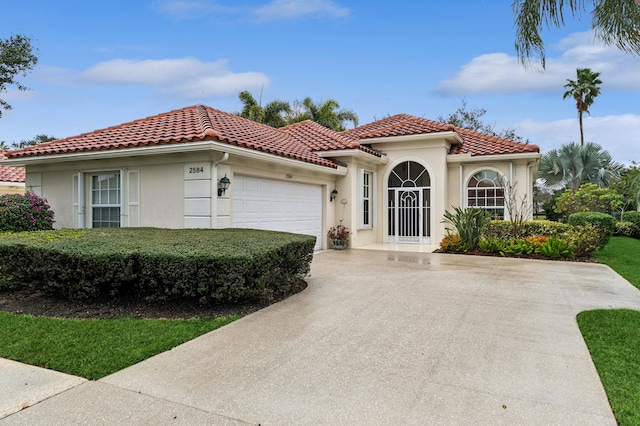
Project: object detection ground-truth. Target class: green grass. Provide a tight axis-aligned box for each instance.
[578,237,640,425]
[594,236,640,290]
[578,310,640,425]
[0,313,238,380]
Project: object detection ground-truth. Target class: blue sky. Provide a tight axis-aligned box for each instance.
[2,0,639,163]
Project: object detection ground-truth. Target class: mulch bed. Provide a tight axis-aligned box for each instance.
[0,281,307,320]
[434,249,597,263]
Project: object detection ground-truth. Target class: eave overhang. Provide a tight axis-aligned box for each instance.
[446,152,541,164]
[360,131,464,145]
[315,149,388,164]
[2,141,348,176]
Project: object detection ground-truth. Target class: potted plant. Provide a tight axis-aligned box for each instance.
[327,223,350,250]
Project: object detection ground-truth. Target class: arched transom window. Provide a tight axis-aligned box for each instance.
[467,170,505,219]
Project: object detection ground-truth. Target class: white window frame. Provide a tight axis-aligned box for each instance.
[74,169,140,229]
[358,168,376,229]
[466,169,506,220]
[90,172,123,228]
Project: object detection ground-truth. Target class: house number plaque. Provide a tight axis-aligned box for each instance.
[184,163,211,180]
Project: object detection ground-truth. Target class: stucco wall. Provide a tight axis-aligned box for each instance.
[367,136,451,246]
[22,143,538,250]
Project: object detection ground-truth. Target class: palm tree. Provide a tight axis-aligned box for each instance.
[291,97,358,131]
[538,142,623,192]
[513,0,640,68]
[237,91,291,128]
[563,68,602,146]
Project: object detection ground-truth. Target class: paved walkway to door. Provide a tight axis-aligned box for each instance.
[2,250,640,425]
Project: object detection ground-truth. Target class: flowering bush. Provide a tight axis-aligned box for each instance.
[0,192,55,232]
[524,235,548,249]
[439,234,466,252]
[327,224,350,241]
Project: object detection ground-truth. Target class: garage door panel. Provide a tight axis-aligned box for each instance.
[233,176,322,249]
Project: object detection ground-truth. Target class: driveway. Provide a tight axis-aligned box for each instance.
[3,250,640,425]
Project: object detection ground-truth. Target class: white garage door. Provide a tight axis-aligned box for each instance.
[233,175,322,250]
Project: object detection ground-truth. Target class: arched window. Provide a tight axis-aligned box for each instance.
[467,170,505,219]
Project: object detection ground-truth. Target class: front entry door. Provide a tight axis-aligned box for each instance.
[397,189,422,243]
[387,161,431,244]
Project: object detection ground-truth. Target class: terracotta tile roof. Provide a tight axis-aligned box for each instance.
[0,151,25,183]
[343,114,454,139]
[7,105,340,168]
[449,127,539,156]
[6,108,537,169]
[280,120,380,156]
[343,114,539,156]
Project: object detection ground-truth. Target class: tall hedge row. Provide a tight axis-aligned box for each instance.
[0,228,315,303]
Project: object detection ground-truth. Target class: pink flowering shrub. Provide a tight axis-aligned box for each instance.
[0,192,55,232]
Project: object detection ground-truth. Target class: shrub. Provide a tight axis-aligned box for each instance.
[484,220,568,239]
[554,184,624,218]
[621,211,640,238]
[439,234,466,252]
[0,228,314,303]
[568,212,615,242]
[615,221,636,237]
[535,237,575,259]
[502,238,535,256]
[0,192,55,232]
[567,223,607,257]
[479,237,507,254]
[442,207,491,250]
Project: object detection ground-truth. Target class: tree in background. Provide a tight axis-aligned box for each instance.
[513,0,640,68]
[289,97,358,131]
[237,93,359,132]
[610,162,640,213]
[11,134,56,149]
[0,34,38,117]
[538,142,623,192]
[437,100,524,141]
[563,68,602,146]
[237,91,291,128]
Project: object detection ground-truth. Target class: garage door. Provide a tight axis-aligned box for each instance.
[233,175,322,250]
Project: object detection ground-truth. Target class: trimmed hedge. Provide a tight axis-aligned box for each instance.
[483,220,569,239]
[0,228,315,303]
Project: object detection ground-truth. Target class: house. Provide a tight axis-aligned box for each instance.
[0,151,25,194]
[2,105,540,250]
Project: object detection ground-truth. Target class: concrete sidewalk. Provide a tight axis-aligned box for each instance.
[2,251,640,425]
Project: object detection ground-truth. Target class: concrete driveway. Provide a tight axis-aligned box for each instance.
[2,250,640,425]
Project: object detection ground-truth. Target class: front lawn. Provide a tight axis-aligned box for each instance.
[0,313,237,380]
[578,236,640,425]
[593,236,640,290]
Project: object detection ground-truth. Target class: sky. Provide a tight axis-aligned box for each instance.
[1,0,639,164]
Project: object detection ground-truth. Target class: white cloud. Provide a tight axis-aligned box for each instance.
[516,114,640,164]
[436,31,640,96]
[153,0,348,21]
[252,0,348,21]
[80,57,270,97]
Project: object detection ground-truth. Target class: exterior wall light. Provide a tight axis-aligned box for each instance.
[330,189,338,202]
[218,174,231,196]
